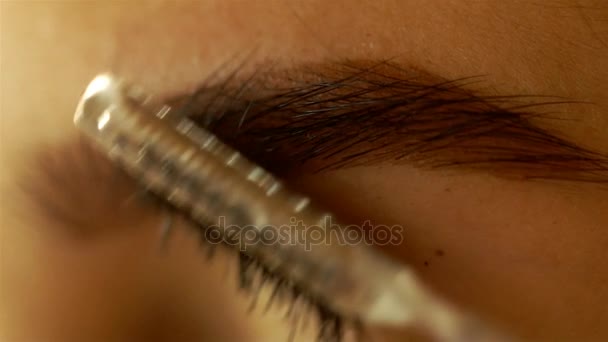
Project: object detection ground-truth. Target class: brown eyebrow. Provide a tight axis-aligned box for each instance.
[20,60,608,235]
[168,60,608,183]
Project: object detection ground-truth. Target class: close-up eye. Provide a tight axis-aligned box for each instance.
[2,1,608,342]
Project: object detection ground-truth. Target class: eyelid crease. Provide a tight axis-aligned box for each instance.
[168,60,608,183]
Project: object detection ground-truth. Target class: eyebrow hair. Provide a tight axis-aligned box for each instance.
[166,60,608,183]
[20,59,608,237]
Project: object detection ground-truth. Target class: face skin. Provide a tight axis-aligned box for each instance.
[2,1,608,341]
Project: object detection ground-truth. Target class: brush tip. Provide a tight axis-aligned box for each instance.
[74,73,123,128]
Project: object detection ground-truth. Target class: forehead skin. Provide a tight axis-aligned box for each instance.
[2,1,608,341]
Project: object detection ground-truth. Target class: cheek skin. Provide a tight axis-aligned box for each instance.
[2,211,327,341]
[1,214,212,340]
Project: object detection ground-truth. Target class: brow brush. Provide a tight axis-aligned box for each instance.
[74,73,510,342]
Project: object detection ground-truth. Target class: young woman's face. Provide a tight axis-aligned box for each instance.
[3,1,608,341]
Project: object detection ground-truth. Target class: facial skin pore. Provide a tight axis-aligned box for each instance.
[2,1,608,341]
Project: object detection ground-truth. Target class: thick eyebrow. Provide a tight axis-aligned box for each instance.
[167,60,608,182]
[20,60,608,237]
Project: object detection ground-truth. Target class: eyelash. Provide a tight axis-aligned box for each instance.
[154,197,357,342]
